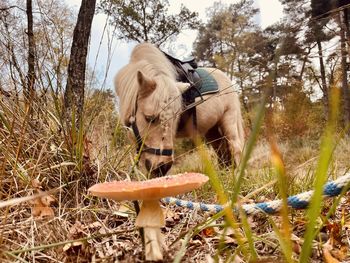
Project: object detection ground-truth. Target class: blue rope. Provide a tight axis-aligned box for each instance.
[162,172,350,215]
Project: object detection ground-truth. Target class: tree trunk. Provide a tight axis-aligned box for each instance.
[343,9,350,64]
[272,61,278,105]
[26,0,36,106]
[237,59,252,128]
[340,11,350,131]
[316,39,329,118]
[298,46,312,81]
[64,0,96,126]
[343,8,350,132]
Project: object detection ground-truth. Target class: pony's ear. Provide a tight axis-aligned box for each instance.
[137,71,156,97]
[176,82,191,93]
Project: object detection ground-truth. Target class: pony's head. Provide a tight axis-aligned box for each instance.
[115,44,189,177]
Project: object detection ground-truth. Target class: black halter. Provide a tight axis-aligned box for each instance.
[128,97,174,157]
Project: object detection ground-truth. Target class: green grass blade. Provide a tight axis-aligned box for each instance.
[239,207,258,261]
[299,88,340,262]
[270,142,293,262]
[231,95,266,203]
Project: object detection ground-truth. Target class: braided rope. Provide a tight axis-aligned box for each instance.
[162,172,350,215]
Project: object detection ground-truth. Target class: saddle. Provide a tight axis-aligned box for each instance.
[163,51,220,131]
[162,52,202,106]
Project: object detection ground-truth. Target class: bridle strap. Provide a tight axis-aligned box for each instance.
[143,147,173,156]
[130,120,143,152]
[130,118,174,156]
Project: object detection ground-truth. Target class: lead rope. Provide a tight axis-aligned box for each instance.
[162,172,350,215]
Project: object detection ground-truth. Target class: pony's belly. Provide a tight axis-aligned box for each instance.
[176,95,224,138]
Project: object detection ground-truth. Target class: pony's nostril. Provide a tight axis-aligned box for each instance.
[150,161,173,177]
[145,159,152,171]
[159,161,173,175]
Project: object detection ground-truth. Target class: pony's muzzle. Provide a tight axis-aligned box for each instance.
[146,159,173,177]
[157,161,173,176]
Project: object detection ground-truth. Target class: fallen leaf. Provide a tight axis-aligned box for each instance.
[326,221,342,244]
[86,221,102,229]
[291,234,302,254]
[31,193,55,218]
[50,144,57,152]
[41,195,55,206]
[201,227,215,238]
[190,239,202,246]
[113,203,133,218]
[32,178,42,189]
[68,221,85,239]
[165,208,182,226]
[165,208,176,219]
[63,241,84,252]
[63,240,85,257]
[330,243,348,261]
[30,179,55,218]
[32,205,54,218]
[323,245,340,263]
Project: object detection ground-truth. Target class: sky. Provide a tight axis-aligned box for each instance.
[66,0,284,89]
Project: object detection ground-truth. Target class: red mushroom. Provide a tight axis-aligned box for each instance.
[88,173,208,261]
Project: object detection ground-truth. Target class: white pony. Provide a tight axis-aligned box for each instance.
[115,43,245,177]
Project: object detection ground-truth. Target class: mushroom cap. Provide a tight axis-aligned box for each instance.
[88,173,208,201]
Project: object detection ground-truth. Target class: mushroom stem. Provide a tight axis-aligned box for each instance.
[135,200,165,261]
[143,227,163,261]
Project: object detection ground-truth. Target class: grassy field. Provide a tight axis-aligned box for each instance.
[1,89,350,262]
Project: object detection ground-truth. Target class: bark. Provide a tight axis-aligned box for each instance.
[26,0,35,104]
[64,0,96,125]
[343,9,350,63]
[140,1,148,42]
[272,61,278,104]
[340,11,350,131]
[344,9,350,132]
[298,45,313,81]
[316,38,329,118]
[237,59,252,128]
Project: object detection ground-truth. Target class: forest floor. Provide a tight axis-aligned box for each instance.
[1,94,350,262]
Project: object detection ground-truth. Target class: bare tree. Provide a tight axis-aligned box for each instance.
[26,0,36,106]
[340,10,350,131]
[64,0,96,126]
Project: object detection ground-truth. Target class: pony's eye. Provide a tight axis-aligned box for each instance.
[145,115,158,123]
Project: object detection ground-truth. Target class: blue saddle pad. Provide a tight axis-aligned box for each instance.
[194,68,219,97]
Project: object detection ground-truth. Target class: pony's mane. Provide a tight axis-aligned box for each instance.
[115,43,180,125]
[130,43,177,79]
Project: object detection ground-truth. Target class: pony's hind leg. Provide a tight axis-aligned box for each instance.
[205,126,232,167]
[218,111,244,167]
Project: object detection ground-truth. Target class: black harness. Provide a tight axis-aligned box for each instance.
[127,52,201,157]
[129,117,173,156]
[163,52,203,132]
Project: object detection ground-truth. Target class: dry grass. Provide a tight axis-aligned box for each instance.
[1,92,350,262]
